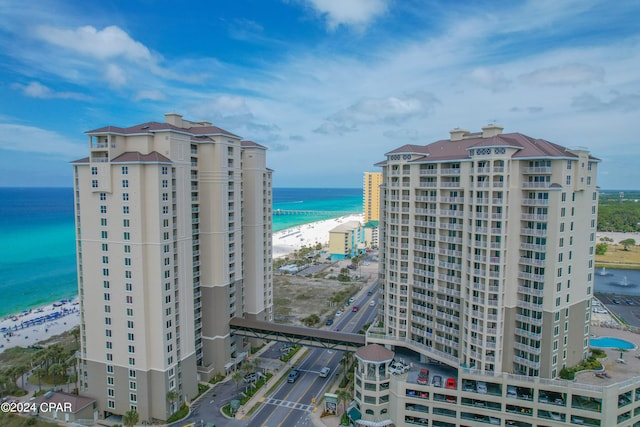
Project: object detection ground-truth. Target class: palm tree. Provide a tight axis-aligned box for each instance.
[70,326,80,348]
[15,364,28,390]
[49,363,66,388]
[166,390,179,414]
[122,409,139,427]
[336,388,352,423]
[232,371,243,392]
[33,366,47,392]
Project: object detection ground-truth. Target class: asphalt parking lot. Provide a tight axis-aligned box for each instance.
[596,293,640,327]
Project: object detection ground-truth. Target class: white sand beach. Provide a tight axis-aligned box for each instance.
[272,214,364,258]
[0,299,80,353]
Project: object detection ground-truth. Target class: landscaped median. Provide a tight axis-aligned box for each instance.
[225,345,309,420]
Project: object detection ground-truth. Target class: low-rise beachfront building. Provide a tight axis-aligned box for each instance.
[72,113,272,423]
[364,220,380,249]
[328,220,365,260]
[351,125,625,427]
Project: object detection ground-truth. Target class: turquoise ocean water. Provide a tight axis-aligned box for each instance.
[0,187,362,317]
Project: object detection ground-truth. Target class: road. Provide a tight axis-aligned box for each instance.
[246,282,378,427]
[174,281,378,427]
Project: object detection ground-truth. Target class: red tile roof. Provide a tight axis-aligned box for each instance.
[383,132,599,162]
[241,140,267,149]
[355,343,394,362]
[111,151,172,163]
[86,121,240,138]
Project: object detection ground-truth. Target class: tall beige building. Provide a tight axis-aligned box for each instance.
[363,171,383,222]
[72,113,272,422]
[354,126,608,426]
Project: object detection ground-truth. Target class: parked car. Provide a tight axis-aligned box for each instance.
[417,368,430,385]
[389,362,409,375]
[431,375,442,387]
[348,297,356,304]
[244,373,257,383]
[325,318,334,326]
[287,369,300,383]
[319,367,331,378]
[335,310,343,317]
[445,377,457,389]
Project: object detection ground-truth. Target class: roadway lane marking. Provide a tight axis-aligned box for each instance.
[263,397,314,413]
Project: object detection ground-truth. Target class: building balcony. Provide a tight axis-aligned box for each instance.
[440,197,465,203]
[439,223,463,231]
[520,242,546,252]
[522,198,549,206]
[520,228,547,237]
[518,271,545,281]
[519,257,546,267]
[439,210,464,217]
[514,341,542,355]
[522,182,551,189]
[515,328,542,340]
[418,182,438,188]
[470,211,489,219]
[521,213,548,221]
[441,182,462,188]
[515,314,543,326]
[440,168,461,175]
[419,169,438,175]
[517,300,543,310]
[517,286,544,297]
[471,198,489,204]
[513,355,540,369]
[439,248,463,257]
[492,182,504,188]
[522,166,552,174]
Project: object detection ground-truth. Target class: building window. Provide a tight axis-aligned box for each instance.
[91,180,98,188]
[162,193,168,201]
[124,258,131,266]
[100,193,107,200]
[124,232,130,240]
[126,283,132,291]
[124,245,131,253]
[567,161,572,169]
[108,400,115,409]
[102,268,109,276]
[123,206,129,214]
[129,369,136,378]
[125,270,132,279]
[162,206,169,214]
[162,179,168,188]
[162,166,168,175]
[123,193,129,201]
[122,179,129,188]
[122,166,128,175]
[100,205,107,214]
[126,295,133,304]
[128,345,135,353]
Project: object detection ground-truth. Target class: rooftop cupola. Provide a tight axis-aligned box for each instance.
[449,128,469,141]
[482,124,504,138]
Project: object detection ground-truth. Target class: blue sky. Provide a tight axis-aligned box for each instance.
[1,0,639,188]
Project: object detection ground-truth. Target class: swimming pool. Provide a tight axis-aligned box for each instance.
[590,336,637,350]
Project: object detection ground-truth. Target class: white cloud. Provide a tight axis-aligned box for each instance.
[316,92,439,134]
[0,123,84,158]
[519,64,605,86]
[105,64,127,87]
[12,81,89,100]
[34,25,153,62]
[463,67,511,92]
[297,0,389,30]
[133,89,166,101]
[572,91,640,112]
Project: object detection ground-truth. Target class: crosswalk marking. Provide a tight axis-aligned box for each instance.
[263,397,314,413]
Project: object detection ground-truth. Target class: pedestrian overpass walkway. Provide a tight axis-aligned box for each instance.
[229,317,365,351]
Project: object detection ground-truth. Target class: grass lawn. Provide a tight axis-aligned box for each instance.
[596,244,640,269]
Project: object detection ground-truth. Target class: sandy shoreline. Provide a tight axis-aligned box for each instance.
[4,224,626,354]
[0,214,365,353]
[0,298,80,353]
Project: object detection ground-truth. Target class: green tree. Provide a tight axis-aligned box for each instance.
[122,409,139,427]
[595,243,608,255]
[336,388,352,424]
[48,363,66,388]
[302,314,320,327]
[620,238,636,251]
[33,366,47,392]
[232,371,243,392]
[166,390,179,414]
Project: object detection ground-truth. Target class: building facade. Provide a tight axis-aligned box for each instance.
[353,126,613,426]
[364,171,383,223]
[328,220,365,260]
[72,113,272,422]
